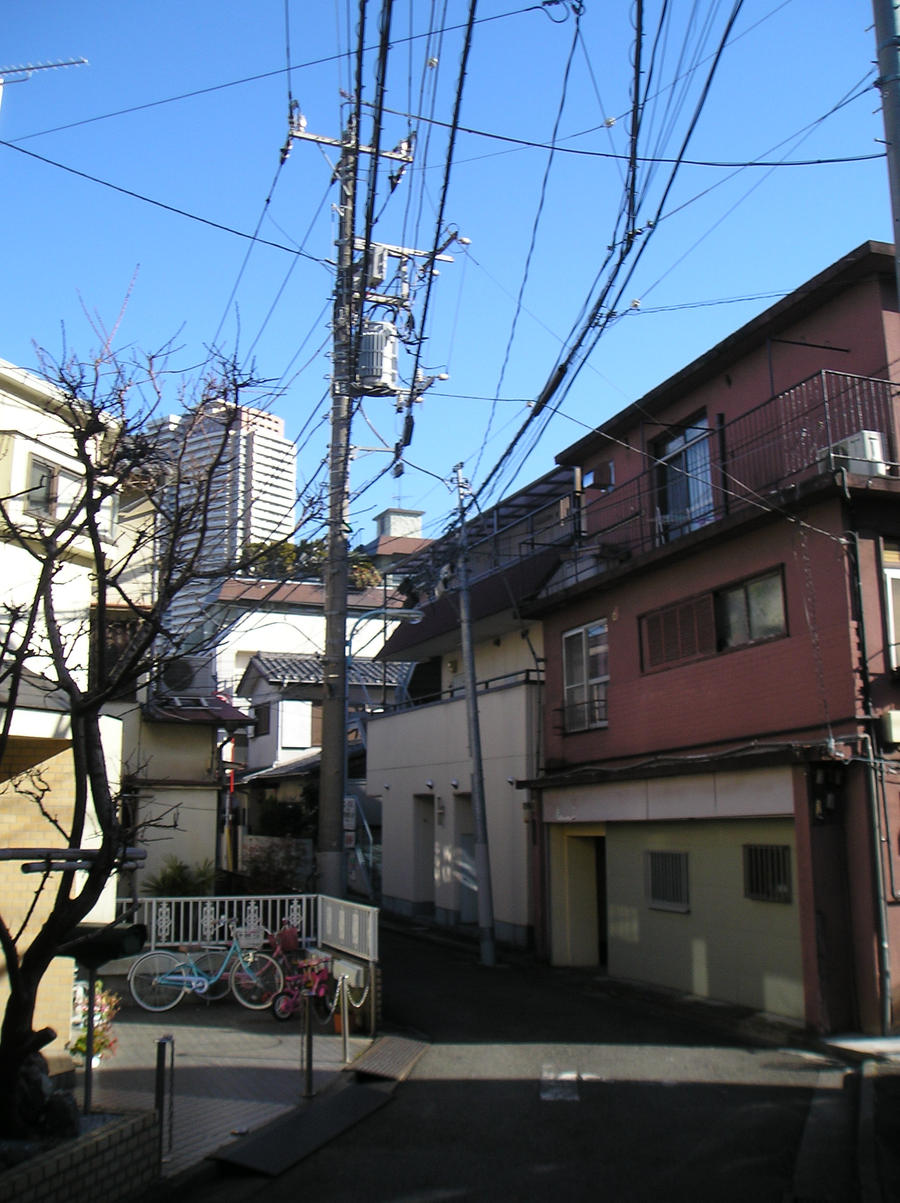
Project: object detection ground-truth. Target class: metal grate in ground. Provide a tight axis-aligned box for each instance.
[349,1034,429,1082]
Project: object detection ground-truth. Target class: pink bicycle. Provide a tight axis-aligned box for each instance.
[271,952,334,1023]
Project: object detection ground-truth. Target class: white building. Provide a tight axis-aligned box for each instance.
[0,357,122,1055]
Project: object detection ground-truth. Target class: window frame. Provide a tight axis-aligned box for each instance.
[644,850,690,912]
[652,412,714,542]
[882,541,900,670]
[715,568,787,652]
[640,567,787,672]
[562,618,609,733]
[742,844,792,903]
[253,702,272,738]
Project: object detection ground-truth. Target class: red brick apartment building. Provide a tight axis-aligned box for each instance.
[525,240,900,1034]
[371,241,900,1034]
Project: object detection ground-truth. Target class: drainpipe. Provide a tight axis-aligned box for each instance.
[848,528,892,1032]
[861,732,893,1035]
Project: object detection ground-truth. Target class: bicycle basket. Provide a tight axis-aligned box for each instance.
[235,925,264,948]
[278,925,300,953]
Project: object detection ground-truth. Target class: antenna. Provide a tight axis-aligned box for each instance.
[0,58,88,113]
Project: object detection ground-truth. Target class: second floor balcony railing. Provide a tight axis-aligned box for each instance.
[581,369,898,562]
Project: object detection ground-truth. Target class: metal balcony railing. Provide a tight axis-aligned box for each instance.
[581,370,898,562]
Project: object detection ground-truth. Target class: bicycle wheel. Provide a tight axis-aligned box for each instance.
[271,991,296,1022]
[229,951,284,1009]
[129,951,186,1011]
[311,976,337,1025]
[193,949,230,1000]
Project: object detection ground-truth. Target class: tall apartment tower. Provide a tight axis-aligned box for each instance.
[157,402,298,654]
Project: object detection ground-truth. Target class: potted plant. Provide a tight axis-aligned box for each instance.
[70,979,121,1067]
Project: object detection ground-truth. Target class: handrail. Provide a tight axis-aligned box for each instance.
[381,666,543,713]
[119,892,379,963]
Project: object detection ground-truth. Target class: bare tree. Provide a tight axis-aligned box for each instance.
[0,342,312,1136]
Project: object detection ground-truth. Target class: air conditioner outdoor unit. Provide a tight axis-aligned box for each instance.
[160,654,216,697]
[824,429,888,477]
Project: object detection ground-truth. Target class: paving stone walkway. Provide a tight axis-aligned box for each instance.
[77,992,370,1180]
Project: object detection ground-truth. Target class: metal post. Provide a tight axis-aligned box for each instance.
[303,995,315,1098]
[154,1036,175,1160]
[455,464,497,967]
[82,967,97,1114]
[340,975,350,1065]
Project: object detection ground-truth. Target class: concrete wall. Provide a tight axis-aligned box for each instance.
[606,817,802,1018]
[368,677,541,946]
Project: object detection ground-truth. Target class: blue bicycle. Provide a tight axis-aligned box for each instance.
[128,925,284,1011]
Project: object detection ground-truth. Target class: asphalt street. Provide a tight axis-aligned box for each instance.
[171,922,861,1203]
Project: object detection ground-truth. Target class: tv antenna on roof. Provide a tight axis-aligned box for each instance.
[0,57,88,113]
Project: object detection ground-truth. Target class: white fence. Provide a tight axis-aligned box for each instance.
[123,893,379,963]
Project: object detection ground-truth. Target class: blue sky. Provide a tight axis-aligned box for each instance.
[0,1,891,547]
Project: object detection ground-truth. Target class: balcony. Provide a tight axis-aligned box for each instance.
[580,369,898,563]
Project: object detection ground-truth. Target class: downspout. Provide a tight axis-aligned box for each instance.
[861,732,892,1035]
[849,525,892,1033]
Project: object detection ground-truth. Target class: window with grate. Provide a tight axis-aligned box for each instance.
[644,850,689,912]
[743,844,792,902]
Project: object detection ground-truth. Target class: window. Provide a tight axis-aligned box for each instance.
[642,594,715,669]
[645,850,689,911]
[90,608,140,698]
[27,457,78,517]
[253,702,271,738]
[562,619,608,731]
[25,454,115,536]
[883,541,900,669]
[653,414,714,542]
[716,570,786,650]
[743,844,792,903]
[641,569,786,671]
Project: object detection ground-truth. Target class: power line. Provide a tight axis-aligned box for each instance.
[0,138,327,261]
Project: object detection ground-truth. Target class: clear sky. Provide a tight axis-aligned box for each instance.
[0,1,891,548]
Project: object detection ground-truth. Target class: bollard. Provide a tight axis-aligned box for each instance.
[154,1035,175,1159]
[340,975,349,1065]
[303,995,314,1099]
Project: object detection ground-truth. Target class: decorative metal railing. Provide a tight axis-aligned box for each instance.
[121,892,379,962]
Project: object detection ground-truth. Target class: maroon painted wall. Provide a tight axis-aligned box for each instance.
[543,497,858,767]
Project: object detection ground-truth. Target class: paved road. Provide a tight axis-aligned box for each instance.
[173,924,860,1202]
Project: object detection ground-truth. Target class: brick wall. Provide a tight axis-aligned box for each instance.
[0,1112,161,1203]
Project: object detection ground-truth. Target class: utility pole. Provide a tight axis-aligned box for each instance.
[454,463,496,967]
[317,117,358,899]
[289,112,418,898]
[873,0,900,298]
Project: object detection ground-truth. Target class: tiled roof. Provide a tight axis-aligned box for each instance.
[144,695,254,726]
[247,654,411,687]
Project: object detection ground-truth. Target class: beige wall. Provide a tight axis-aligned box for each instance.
[548,807,803,1019]
[607,817,802,1017]
[368,679,539,936]
[0,738,120,1057]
